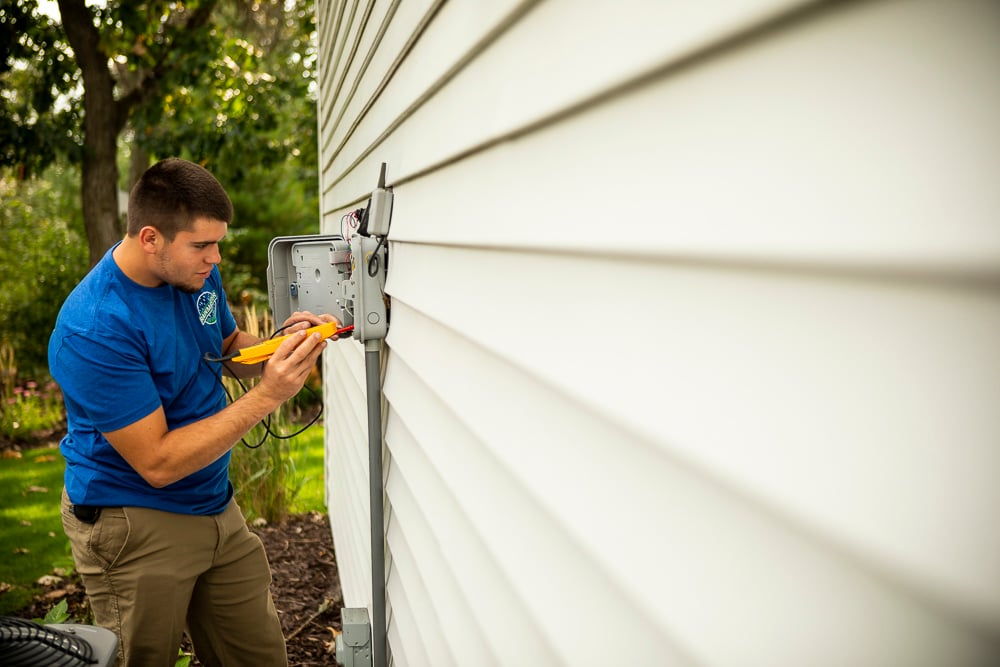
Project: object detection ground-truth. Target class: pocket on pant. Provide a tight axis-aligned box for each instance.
[88,508,131,571]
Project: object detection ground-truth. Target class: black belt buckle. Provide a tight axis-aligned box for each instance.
[72,504,101,524]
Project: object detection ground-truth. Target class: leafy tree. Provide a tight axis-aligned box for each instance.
[2,0,318,307]
[55,0,221,266]
[131,0,320,300]
[0,0,80,178]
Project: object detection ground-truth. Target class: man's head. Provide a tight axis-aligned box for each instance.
[125,159,234,294]
[127,158,233,239]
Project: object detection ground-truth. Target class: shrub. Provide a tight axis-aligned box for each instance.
[0,166,88,377]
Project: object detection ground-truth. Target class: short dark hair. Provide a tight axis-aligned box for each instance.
[126,158,234,238]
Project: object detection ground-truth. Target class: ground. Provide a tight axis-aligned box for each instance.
[10,508,344,666]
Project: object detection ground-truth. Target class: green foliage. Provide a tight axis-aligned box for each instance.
[134,0,317,177]
[223,304,325,523]
[130,0,321,298]
[39,598,69,624]
[229,417,325,524]
[3,0,319,280]
[287,427,325,515]
[0,0,81,176]
[1,376,64,442]
[0,165,88,377]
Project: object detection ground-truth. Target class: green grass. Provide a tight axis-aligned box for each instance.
[288,426,325,514]
[0,445,74,615]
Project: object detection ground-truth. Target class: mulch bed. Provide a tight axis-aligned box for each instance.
[252,511,344,665]
[8,511,344,666]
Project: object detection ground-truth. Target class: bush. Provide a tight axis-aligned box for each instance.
[0,166,87,377]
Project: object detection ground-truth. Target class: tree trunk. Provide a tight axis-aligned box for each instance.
[79,106,124,268]
[128,138,150,193]
[58,0,128,268]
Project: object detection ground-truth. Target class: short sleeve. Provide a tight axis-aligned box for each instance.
[52,331,161,433]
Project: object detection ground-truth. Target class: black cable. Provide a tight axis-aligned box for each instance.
[367,234,388,277]
[201,332,325,449]
[220,360,323,448]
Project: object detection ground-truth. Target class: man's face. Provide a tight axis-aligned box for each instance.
[154,217,228,294]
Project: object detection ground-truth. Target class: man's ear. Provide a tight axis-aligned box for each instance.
[138,226,160,252]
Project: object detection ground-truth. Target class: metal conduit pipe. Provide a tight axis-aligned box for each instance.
[364,339,387,667]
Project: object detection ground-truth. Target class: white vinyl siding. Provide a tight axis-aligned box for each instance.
[318,1,1000,665]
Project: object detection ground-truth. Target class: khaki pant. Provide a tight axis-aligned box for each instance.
[61,489,288,667]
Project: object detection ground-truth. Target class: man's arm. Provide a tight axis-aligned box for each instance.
[104,327,327,488]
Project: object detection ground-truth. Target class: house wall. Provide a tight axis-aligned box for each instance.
[318,1,1000,665]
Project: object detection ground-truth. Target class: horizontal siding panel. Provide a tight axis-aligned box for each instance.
[381,326,692,666]
[316,0,375,111]
[385,241,1000,634]
[320,0,526,212]
[385,450,477,667]
[384,517,434,667]
[318,0,415,161]
[325,344,375,607]
[385,293,999,665]
[382,374,561,666]
[315,0,346,89]
[320,1,1000,665]
[384,0,1000,277]
[321,0,802,205]
[316,0,354,159]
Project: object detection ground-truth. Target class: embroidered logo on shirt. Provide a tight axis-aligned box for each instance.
[197,291,218,326]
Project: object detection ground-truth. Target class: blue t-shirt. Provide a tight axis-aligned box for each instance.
[49,244,238,515]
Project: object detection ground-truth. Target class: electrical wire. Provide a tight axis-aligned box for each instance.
[340,208,362,241]
[202,323,325,449]
[216,359,323,448]
[368,234,388,277]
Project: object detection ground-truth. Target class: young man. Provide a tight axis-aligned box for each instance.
[48,157,336,666]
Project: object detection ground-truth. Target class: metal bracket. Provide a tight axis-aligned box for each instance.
[335,607,373,667]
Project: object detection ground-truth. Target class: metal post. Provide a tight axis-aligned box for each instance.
[364,338,387,667]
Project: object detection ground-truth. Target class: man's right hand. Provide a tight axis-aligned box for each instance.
[256,327,328,404]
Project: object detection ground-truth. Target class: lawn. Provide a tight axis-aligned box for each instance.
[288,426,325,514]
[0,444,74,615]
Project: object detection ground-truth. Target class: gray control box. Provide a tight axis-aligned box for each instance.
[267,234,353,327]
[339,234,388,342]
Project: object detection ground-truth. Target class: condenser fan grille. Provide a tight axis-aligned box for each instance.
[0,616,99,666]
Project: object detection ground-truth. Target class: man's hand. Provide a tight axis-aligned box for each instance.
[255,325,329,404]
[281,310,340,333]
[256,311,341,402]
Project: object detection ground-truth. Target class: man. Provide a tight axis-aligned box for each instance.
[48,157,336,666]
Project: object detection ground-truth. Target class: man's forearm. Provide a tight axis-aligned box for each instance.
[145,386,284,487]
